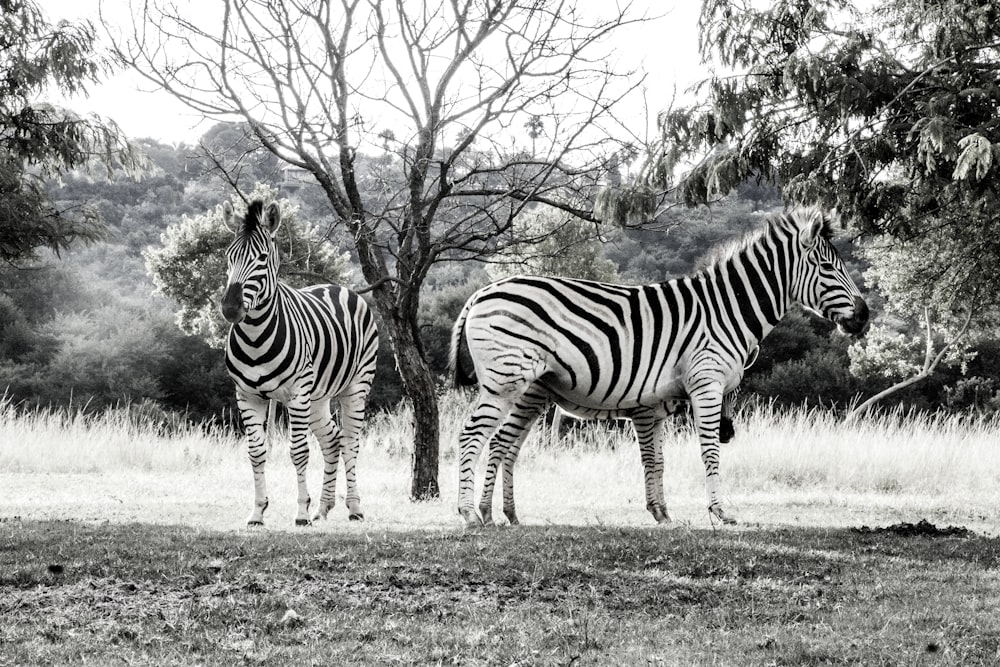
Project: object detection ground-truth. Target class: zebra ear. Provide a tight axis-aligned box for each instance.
[799,208,826,249]
[222,201,237,233]
[263,202,282,236]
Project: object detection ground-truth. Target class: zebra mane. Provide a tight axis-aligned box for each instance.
[237,200,266,238]
[696,206,835,272]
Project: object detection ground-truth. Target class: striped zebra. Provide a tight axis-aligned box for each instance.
[450,206,868,527]
[220,199,378,526]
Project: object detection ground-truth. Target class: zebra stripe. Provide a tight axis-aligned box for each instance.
[220,199,378,526]
[450,206,868,527]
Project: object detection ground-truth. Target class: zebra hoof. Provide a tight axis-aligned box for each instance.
[348,513,364,521]
[647,505,671,524]
[709,505,737,525]
[459,508,484,528]
[247,520,264,527]
[294,518,312,527]
[311,504,334,523]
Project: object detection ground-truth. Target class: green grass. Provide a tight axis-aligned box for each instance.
[2,393,1000,664]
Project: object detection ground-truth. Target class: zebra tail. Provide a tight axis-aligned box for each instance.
[448,295,478,389]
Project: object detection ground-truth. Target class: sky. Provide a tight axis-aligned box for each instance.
[42,1,707,146]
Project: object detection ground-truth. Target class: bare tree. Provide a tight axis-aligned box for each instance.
[112,0,648,499]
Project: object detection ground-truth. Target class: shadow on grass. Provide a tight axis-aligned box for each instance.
[4,516,1000,584]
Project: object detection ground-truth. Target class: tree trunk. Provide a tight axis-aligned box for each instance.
[348,227,441,500]
[384,311,440,499]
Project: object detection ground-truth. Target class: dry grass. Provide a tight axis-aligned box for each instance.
[2,391,1000,531]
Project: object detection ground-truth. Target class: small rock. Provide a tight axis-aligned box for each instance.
[280,609,303,626]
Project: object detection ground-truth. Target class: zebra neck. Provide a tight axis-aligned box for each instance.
[241,283,286,328]
[701,249,790,353]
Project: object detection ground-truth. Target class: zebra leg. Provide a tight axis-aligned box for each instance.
[308,398,343,523]
[338,389,368,521]
[480,390,548,526]
[719,389,737,444]
[286,397,314,526]
[631,413,670,524]
[238,392,271,526]
[457,395,510,528]
[690,382,737,525]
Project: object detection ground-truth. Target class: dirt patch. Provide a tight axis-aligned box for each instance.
[850,518,973,538]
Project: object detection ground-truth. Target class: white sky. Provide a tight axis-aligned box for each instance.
[41,1,706,146]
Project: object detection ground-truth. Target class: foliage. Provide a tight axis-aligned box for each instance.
[860,229,995,336]
[0,0,144,263]
[0,299,232,421]
[0,294,40,362]
[8,129,1000,422]
[593,184,658,227]
[418,281,481,377]
[747,347,861,408]
[848,324,927,383]
[486,205,620,283]
[145,187,351,348]
[604,198,776,282]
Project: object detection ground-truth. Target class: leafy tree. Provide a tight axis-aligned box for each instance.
[0,0,143,264]
[116,0,649,498]
[145,186,351,348]
[0,294,37,362]
[39,306,166,407]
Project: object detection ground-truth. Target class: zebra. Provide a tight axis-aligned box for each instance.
[219,199,378,526]
[450,206,868,527]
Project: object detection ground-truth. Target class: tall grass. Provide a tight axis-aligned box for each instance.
[2,390,999,526]
[0,394,243,473]
[730,402,1000,497]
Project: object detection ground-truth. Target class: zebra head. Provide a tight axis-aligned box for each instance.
[787,208,869,337]
[220,199,282,324]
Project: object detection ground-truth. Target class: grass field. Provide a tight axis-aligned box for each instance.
[2,393,1000,665]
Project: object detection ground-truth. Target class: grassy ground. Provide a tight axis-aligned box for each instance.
[2,395,1000,664]
[3,519,1000,666]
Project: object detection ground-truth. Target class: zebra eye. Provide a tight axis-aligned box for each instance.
[819,261,836,272]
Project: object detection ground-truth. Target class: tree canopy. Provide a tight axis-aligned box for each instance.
[0,0,144,264]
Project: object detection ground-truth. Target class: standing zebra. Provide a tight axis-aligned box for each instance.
[450,206,868,527]
[220,199,378,526]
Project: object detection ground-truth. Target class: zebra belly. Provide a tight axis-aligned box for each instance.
[543,375,687,420]
[552,401,680,421]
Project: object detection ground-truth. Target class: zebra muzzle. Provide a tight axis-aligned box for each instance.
[221,282,247,323]
[838,296,869,337]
